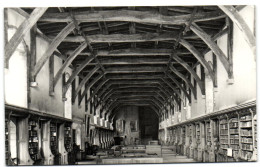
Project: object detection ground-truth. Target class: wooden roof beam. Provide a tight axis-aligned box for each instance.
[190,23,232,78]
[171,53,205,95]
[62,56,97,98]
[31,22,76,82]
[5,7,48,68]
[218,5,255,56]
[165,72,191,103]
[52,42,88,92]
[39,10,225,24]
[169,64,197,100]
[179,39,215,85]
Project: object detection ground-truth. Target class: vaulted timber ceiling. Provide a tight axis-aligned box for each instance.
[16,6,248,118]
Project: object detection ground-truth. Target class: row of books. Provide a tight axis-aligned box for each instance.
[241,129,252,136]
[241,143,253,151]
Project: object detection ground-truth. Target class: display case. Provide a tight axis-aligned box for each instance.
[50,122,58,155]
[28,119,39,161]
[64,123,72,152]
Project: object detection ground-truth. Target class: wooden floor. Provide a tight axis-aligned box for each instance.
[77,146,197,164]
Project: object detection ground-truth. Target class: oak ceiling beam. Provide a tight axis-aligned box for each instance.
[171,53,205,95]
[63,55,97,98]
[109,99,163,113]
[31,22,76,81]
[97,80,178,103]
[107,96,165,112]
[108,99,162,118]
[102,90,167,107]
[70,65,100,101]
[101,92,168,114]
[67,48,191,56]
[87,75,170,104]
[76,73,104,105]
[169,64,197,100]
[161,77,182,100]
[97,83,175,107]
[218,5,255,55]
[190,23,232,78]
[53,42,88,90]
[5,7,48,68]
[109,103,161,120]
[165,72,191,103]
[98,83,177,109]
[51,32,178,43]
[179,39,215,85]
[39,10,225,24]
[52,32,221,43]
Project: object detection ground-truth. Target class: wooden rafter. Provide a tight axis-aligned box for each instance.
[169,64,197,100]
[62,55,97,97]
[70,65,100,100]
[165,72,191,103]
[171,53,205,95]
[39,10,225,24]
[190,23,232,78]
[31,22,76,80]
[218,5,255,55]
[53,42,88,90]
[179,39,215,84]
[5,7,48,68]
[77,73,104,105]
[54,32,205,43]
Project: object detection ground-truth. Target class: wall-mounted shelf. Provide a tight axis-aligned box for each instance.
[28,119,39,161]
[50,122,58,155]
[64,123,72,152]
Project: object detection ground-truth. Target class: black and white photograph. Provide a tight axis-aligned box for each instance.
[0,0,258,166]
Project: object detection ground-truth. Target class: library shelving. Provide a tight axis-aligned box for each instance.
[5,118,9,165]
[64,123,72,152]
[28,119,39,161]
[196,123,201,145]
[239,110,254,161]
[218,116,229,161]
[193,123,199,160]
[50,122,58,155]
[181,126,186,155]
[228,114,239,161]
[188,124,193,158]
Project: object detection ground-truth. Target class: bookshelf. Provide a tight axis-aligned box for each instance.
[218,116,229,162]
[189,125,193,145]
[50,122,58,155]
[173,128,176,145]
[239,112,253,160]
[196,123,200,144]
[5,118,9,165]
[228,116,239,161]
[206,121,211,146]
[64,123,72,152]
[28,119,39,161]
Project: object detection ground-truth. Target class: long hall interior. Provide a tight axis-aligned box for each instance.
[3,5,257,165]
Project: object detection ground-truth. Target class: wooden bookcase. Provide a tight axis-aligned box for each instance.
[228,114,239,161]
[193,123,200,160]
[28,119,39,161]
[218,116,229,161]
[196,123,201,145]
[50,122,58,155]
[239,111,254,160]
[64,123,72,152]
[5,118,10,165]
